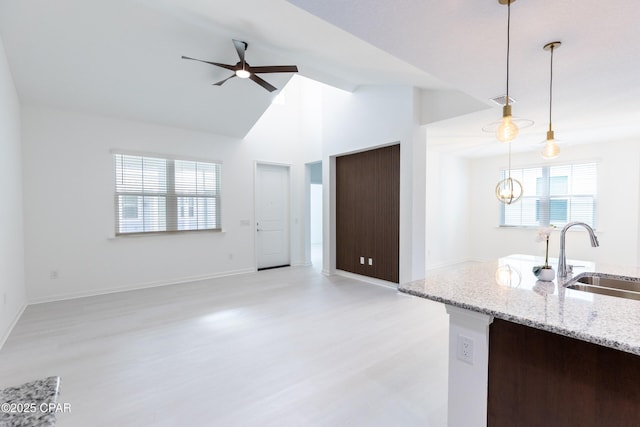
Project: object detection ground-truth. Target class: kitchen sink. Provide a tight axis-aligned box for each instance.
[566,273,640,301]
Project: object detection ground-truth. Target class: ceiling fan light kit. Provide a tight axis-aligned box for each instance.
[182,39,298,92]
[235,69,251,79]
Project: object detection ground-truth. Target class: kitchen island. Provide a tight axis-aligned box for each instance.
[399,254,640,427]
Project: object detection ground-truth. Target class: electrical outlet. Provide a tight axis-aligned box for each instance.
[228,253,233,260]
[457,335,474,365]
[50,270,59,280]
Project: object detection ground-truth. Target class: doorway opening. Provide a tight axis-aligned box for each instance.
[308,161,323,269]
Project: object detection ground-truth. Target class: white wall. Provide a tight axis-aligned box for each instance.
[0,34,26,345]
[425,149,471,269]
[321,85,426,283]
[22,77,324,302]
[468,140,640,266]
[23,107,248,302]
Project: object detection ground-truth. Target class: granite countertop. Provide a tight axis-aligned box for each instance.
[399,254,640,356]
[0,377,60,427]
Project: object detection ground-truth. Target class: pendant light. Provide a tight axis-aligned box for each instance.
[541,41,561,159]
[494,0,523,204]
[497,0,518,143]
[495,140,523,204]
[482,0,533,139]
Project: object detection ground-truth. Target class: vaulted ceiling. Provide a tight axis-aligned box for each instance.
[1,0,639,156]
[0,0,447,138]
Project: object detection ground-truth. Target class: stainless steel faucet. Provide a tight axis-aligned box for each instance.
[557,221,599,278]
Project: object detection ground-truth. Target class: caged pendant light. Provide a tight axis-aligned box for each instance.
[541,41,562,159]
[495,140,523,204]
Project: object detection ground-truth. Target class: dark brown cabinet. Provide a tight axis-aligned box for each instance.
[488,319,640,426]
[336,144,399,283]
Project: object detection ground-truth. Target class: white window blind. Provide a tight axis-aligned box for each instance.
[500,162,597,228]
[114,153,221,235]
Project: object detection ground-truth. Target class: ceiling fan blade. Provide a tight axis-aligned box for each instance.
[250,74,277,92]
[213,74,236,86]
[181,56,236,71]
[232,39,247,63]
[250,65,299,74]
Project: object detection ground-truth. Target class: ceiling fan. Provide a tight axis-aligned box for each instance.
[182,39,298,92]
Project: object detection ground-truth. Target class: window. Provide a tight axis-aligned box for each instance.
[113,153,221,235]
[121,195,139,219]
[499,162,597,228]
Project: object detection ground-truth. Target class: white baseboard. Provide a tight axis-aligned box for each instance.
[334,270,398,289]
[29,268,256,305]
[291,262,312,267]
[0,302,27,351]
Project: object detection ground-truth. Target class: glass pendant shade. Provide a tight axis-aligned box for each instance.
[496,105,519,142]
[495,176,523,204]
[541,130,560,159]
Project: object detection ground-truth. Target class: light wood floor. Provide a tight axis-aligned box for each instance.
[0,263,449,426]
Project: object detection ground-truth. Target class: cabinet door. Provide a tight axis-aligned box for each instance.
[488,319,640,426]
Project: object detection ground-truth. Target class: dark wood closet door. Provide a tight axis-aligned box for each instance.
[336,144,399,283]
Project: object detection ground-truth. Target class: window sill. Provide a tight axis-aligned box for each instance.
[108,229,226,240]
[496,225,603,233]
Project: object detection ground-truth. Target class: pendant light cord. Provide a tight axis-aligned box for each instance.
[548,44,554,132]
[506,2,513,181]
[508,141,512,179]
[506,3,513,181]
[505,1,511,106]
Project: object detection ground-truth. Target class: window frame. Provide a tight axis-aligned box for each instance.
[113,151,222,236]
[498,161,598,230]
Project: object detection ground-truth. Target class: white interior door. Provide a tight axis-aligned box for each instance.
[256,163,290,270]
